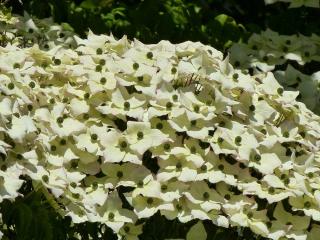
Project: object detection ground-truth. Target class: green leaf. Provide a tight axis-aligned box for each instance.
[186,221,207,240]
[14,203,33,240]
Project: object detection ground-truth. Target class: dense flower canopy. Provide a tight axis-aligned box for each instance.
[1,4,320,240]
[230,29,320,115]
[0,10,320,239]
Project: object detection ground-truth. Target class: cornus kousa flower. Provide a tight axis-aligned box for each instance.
[1,19,320,240]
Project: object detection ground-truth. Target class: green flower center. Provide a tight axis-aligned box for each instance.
[260,129,267,135]
[203,192,210,200]
[99,59,106,65]
[57,117,64,124]
[50,145,57,151]
[268,187,275,194]
[156,122,163,129]
[117,171,123,179]
[307,172,314,178]
[54,59,61,65]
[200,165,207,171]
[72,193,80,199]
[249,105,255,111]
[133,62,139,70]
[124,226,130,233]
[232,73,239,80]
[96,48,103,55]
[8,83,14,90]
[146,197,154,205]
[83,113,90,120]
[120,141,127,149]
[137,180,143,187]
[171,67,177,74]
[137,131,144,140]
[277,88,284,95]
[161,184,167,192]
[283,131,289,138]
[176,162,182,170]
[84,93,90,99]
[100,77,107,84]
[304,201,311,208]
[95,65,102,72]
[218,164,224,171]
[124,101,130,110]
[163,143,171,151]
[91,134,98,141]
[166,102,173,110]
[108,212,115,220]
[254,154,261,161]
[29,81,36,88]
[60,139,67,145]
[235,136,242,145]
[42,175,49,183]
[146,52,153,59]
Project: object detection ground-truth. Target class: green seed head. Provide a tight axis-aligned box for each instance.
[249,105,255,111]
[133,62,139,70]
[42,175,49,183]
[268,187,275,194]
[95,65,102,72]
[57,117,64,124]
[146,52,153,59]
[29,81,36,88]
[96,48,103,55]
[91,134,98,141]
[124,101,130,110]
[100,77,107,84]
[304,201,311,208]
[254,154,261,161]
[108,212,115,220]
[8,83,14,90]
[166,102,173,110]
[163,143,171,151]
[232,73,239,80]
[54,59,61,65]
[117,171,123,179]
[146,197,153,205]
[200,165,207,171]
[120,141,127,149]
[235,136,242,144]
[137,131,144,140]
[203,192,210,199]
[277,88,284,95]
[156,122,163,129]
[99,59,106,65]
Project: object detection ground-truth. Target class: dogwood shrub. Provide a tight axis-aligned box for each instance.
[1,10,320,240]
[229,29,320,115]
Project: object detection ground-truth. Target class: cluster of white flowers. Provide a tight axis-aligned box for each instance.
[0,10,75,49]
[229,29,320,114]
[264,0,320,8]
[1,27,320,240]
